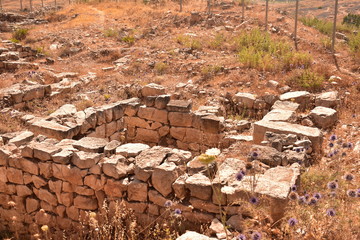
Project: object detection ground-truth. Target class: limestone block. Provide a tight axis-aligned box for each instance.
[137,106,168,124]
[104,178,129,198]
[136,128,160,143]
[154,95,171,109]
[74,196,98,210]
[134,146,172,182]
[310,106,338,129]
[234,92,256,108]
[116,143,150,158]
[279,91,312,109]
[72,151,102,169]
[73,137,108,153]
[168,112,193,127]
[185,173,212,201]
[152,162,182,197]
[8,131,34,147]
[253,120,323,153]
[315,91,338,108]
[141,83,166,97]
[18,158,38,175]
[128,179,148,202]
[166,100,192,112]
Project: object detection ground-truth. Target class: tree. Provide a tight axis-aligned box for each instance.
[331,0,339,54]
[294,0,299,50]
[265,0,269,31]
[242,0,245,21]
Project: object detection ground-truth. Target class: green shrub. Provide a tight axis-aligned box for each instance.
[154,62,168,75]
[176,34,202,50]
[12,28,29,41]
[300,17,333,35]
[343,13,360,27]
[287,69,324,92]
[201,65,223,78]
[120,35,135,45]
[234,29,312,72]
[348,33,360,55]
[208,33,226,49]
[103,28,118,38]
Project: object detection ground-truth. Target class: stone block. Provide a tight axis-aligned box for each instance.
[141,83,166,97]
[253,120,323,153]
[74,196,98,210]
[155,95,171,109]
[137,106,168,124]
[166,100,192,112]
[72,151,102,169]
[136,128,160,143]
[310,106,338,129]
[104,178,129,198]
[128,179,148,202]
[116,143,150,157]
[315,91,338,108]
[73,137,108,153]
[168,112,193,127]
[185,173,212,201]
[234,92,256,108]
[152,162,182,197]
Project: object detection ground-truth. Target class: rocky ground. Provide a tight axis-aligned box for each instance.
[0,1,359,239]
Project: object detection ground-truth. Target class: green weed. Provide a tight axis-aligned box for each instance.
[287,69,324,92]
[12,28,29,41]
[154,62,169,75]
[103,28,118,38]
[176,34,202,50]
[234,29,312,71]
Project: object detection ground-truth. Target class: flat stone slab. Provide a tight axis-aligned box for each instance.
[116,143,150,157]
[8,131,34,147]
[262,109,295,122]
[166,100,192,112]
[50,104,77,118]
[271,100,300,111]
[73,137,108,153]
[30,120,74,140]
[279,91,311,109]
[253,120,323,153]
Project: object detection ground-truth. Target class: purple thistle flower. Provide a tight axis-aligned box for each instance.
[236,171,245,181]
[352,114,356,118]
[174,209,182,215]
[288,218,298,227]
[251,231,262,240]
[251,151,259,159]
[330,134,337,141]
[308,197,318,205]
[298,196,307,204]
[347,143,353,148]
[249,196,259,205]
[304,193,310,200]
[344,173,354,181]
[334,150,339,155]
[328,152,334,158]
[164,200,172,207]
[357,189,360,197]
[237,234,246,240]
[289,192,299,201]
[296,148,301,153]
[326,208,336,217]
[313,192,322,200]
[329,142,334,148]
[347,189,357,197]
[327,181,338,190]
[290,184,297,192]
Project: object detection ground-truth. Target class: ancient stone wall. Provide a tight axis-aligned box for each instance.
[0,132,300,236]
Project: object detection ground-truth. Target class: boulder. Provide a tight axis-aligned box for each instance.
[279,91,311,110]
[315,91,338,108]
[310,106,338,129]
[141,83,166,97]
[234,92,256,108]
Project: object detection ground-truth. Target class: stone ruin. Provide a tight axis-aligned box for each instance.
[0,82,341,238]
